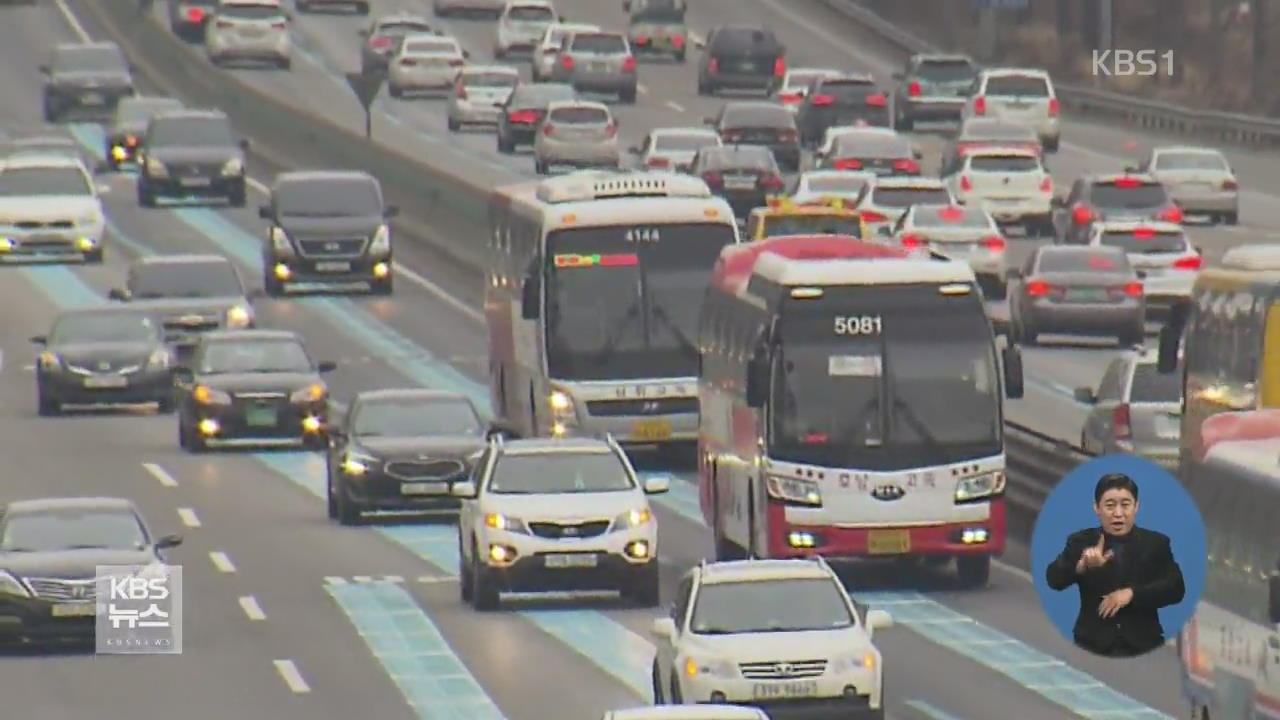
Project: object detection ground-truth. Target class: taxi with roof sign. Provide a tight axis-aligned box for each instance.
[744,195,866,242]
[884,203,1008,297]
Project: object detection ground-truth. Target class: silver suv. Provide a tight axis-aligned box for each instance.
[1076,349,1181,467]
[533,100,620,174]
[205,0,293,70]
[550,31,638,104]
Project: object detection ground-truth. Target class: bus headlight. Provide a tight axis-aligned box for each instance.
[765,475,822,506]
[954,472,1005,502]
[369,224,390,254]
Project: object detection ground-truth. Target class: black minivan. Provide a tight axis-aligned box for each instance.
[696,25,785,96]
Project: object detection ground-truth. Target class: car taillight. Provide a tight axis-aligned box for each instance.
[371,36,392,48]
[187,6,205,22]
[399,58,418,66]
[960,175,973,192]
[860,210,886,222]
[1173,255,1203,270]
[1039,176,1052,193]
[900,233,926,248]
[1222,178,1238,190]
[779,92,802,104]
[271,21,287,29]
[216,19,233,28]
[1048,98,1060,117]
[605,122,617,138]
[774,57,785,76]
[908,80,921,96]
[542,123,556,137]
[561,55,574,70]
[865,92,887,107]
[833,158,862,170]
[1071,204,1093,224]
[671,34,685,48]
[1113,403,1132,439]
[456,83,467,99]
[623,56,636,72]
[983,236,1005,252]
[509,110,538,124]
[1160,205,1184,223]
[125,135,138,147]
[1122,281,1144,297]
[449,58,464,67]
[810,94,834,106]
[647,157,670,168]
[633,34,649,44]
[760,173,784,190]
[1026,279,1051,296]
[702,171,723,186]
[893,158,919,174]
[708,58,718,73]
[973,96,986,115]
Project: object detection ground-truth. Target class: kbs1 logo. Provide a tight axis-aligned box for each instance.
[95,564,183,654]
[1092,49,1174,77]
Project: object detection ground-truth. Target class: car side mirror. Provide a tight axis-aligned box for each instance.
[521,276,540,320]
[451,481,478,499]
[257,205,272,219]
[108,288,129,301]
[1002,343,1024,399]
[745,353,768,408]
[239,139,251,151]
[1073,386,1096,405]
[38,64,50,74]
[866,609,893,632]
[650,617,677,639]
[643,474,671,494]
[317,361,337,373]
[29,335,47,345]
[384,205,400,218]
[155,534,183,550]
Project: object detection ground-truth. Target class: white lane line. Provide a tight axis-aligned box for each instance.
[390,262,485,323]
[22,364,34,372]
[239,596,267,621]
[142,463,179,488]
[209,551,237,573]
[637,83,648,95]
[323,576,348,585]
[176,508,202,528]
[272,660,312,694]
[418,575,459,584]
[993,559,1033,584]
[53,0,92,42]
[664,100,685,112]
[0,350,4,373]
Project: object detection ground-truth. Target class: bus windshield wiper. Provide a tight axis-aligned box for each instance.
[587,298,643,367]
[649,302,698,358]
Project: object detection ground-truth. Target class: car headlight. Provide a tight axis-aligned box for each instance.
[341,451,380,476]
[146,157,168,177]
[0,570,30,598]
[613,507,652,530]
[270,227,293,253]
[548,388,576,419]
[368,224,390,254]
[765,474,822,506]
[193,384,232,405]
[682,656,736,678]
[290,383,327,404]
[221,157,243,176]
[955,472,1005,502]
[38,350,62,372]
[484,513,530,534]
[225,304,252,329]
[830,650,878,672]
[146,347,171,371]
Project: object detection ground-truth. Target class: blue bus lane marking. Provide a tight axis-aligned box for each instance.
[63,123,1171,719]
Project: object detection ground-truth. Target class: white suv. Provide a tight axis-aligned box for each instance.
[963,68,1060,152]
[650,557,892,720]
[942,145,1053,235]
[494,0,559,59]
[453,435,668,610]
[205,0,292,70]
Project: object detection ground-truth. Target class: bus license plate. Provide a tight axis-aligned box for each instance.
[52,603,97,617]
[544,553,597,568]
[402,482,448,496]
[752,681,818,699]
[867,529,910,555]
[632,419,671,440]
[245,404,277,427]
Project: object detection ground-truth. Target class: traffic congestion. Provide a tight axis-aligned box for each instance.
[1,0,1277,719]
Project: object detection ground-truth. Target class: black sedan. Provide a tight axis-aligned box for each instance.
[40,42,135,123]
[326,389,489,525]
[705,101,800,172]
[794,74,890,147]
[175,329,335,452]
[104,96,183,170]
[0,497,182,647]
[33,307,174,416]
[136,109,249,208]
[693,145,785,219]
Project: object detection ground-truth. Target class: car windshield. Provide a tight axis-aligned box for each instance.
[218,4,285,19]
[51,313,158,344]
[0,167,90,196]
[985,75,1049,96]
[53,46,127,73]
[689,578,853,634]
[199,340,312,374]
[465,72,518,88]
[835,136,910,158]
[508,5,554,21]
[276,179,381,217]
[1098,229,1187,254]
[131,262,242,298]
[804,174,871,193]
[911,206,991,229]
[377,21,432,36]
[0,510,147,552]
[549,106,610,124]
[406,39,457,54]
[761,214,862,239]
[1038,250,1129,273]
[968,155,1039,172]
[1154,152,1229,171]
[571,34,626,53]
[149,117,235,148]
[653,133,718,152]
[1130,364,1181,402]
[353,398,482,437]
[916,59,976,82]
[870,187,950,208]
[962,122,1036,142]
[117,99,182,126]
[486,453,633,494]
[1089,182,1169,209]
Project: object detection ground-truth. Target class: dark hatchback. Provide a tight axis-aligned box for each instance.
[32,307,174,416]
[795,74,890,146]
[694,145,784,218]
[892,54,978,129]
[0,497,182,647]
[1053,173,1183,245]
[496,82,577,153]
[696,25,785,96]
[40,42,136,123]
[169,0,217,40]
[105,96,184,170]
[259,170,398,296]
[175,330,336,452]
[136,109,250,208]
[705,101,800,171]
[326,389,488,525]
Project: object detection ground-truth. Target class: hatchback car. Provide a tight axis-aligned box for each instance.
[531,22,600,81]
[705,101,800,171]
[387,34,468,98]
[550,31,637,103]
[629,127,721,172]
[105,96,184,170]
[1076,349,1182,465]
[941,146,1052,234]
[495,0,559,58]
[696,25,785,96]
[533,101,620,174]
[0,154,106,264]
[852,175,955,236]
[886,203,1007,297]
[775,67,841,114]
[814,129,920,176]
[624,0,689,61]
[790,169,875,204]
[136,109,249,207]
[1086,221,1201,323]
[496,82,577,153]
[448,65,520,130]
[794,74,890,146]
[694,145,784,218]
[963,67,1060,151]
[1053,173,1183,245]
[40,42,135,123]
[892,53,978,129]
[205,0,292,69]
[1135,146,1239,225]
[358,13,435,74]
[1008,245,1145,346]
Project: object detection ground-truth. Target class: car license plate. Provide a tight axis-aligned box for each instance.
[632,418,672,440]
[752,681,819,699]
[402,482,449,496]
[52,602,97,617]
[244,403,277,427]
[316,261,351,273]
[544,553,598,568]
[737,60,757,72]
[81,92,104,104]
[1065,289,1107,302]
[84,375,128,389]
[179,176,211,187]
[1155,413,1180,439]
[590,62,608,72]
[867,529,910,555]
[723,175,756,190]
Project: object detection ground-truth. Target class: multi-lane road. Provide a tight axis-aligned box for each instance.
[5,0,1277,718]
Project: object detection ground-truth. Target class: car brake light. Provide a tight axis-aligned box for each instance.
[860,210,886,222]
[960,175,973,191]
[187,6,204,22]
[1114,176,1141,188]
[900,233,926,248]
[561,55,574,70]
[893,158,919,173]
[983,236,1006,252]
[542,123,556,137]
[708,58,718,73]
[1048,98,1060,116]
[779,92,802,104]
[1026,279,1051,296]
[973,96,986,115]
[633,34,649,44]
[774,57,785,76]
[1222,178,1238,190]
[400,58,418,66]
[1132,227,1155,238]
[671,34,685,48]
[1039,176,1052,193]
[125,135,138,147]
[833,158,862,170]
[371,36,392,48]
[760,173,784,191]
[1071,204,1093,224]
[1123,281,1144,297]
[216,19,233,28]
[605,122,617,138]
[271,21,287,29]
[908,80,921,96]
[623,56,636,72]
[509,110,538,124]
[1160,205,1184,223]
[865,92,887,107]
[1113,403,1132,439]
[647,157,670,168]
[702,171,723,186]
[1173,255,1203,270]
[810,94,834,106]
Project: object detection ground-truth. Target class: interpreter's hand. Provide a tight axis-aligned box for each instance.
[1076,532,1113,574]
[1098,587,1134,619]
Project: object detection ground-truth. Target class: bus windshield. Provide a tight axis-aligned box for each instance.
[768,284,1001,470]
[546,223,736,380]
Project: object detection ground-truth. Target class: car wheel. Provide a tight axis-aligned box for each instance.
[1224,211,1239,225]
[897,114,914,131]
[458,534,474,601]
[1043,136,1060,153]
[263,273,284,297]
[227,184,246,208]
[651,660,665,703]
[389,83,403,98]
[42,98,58,123]
[137,183,157,208]
[669,671,683,702]
[470,543,500,611]
[447,115,460,132]
[278,57,292,70]
[619,87,637,104]
[336,483,361,526]
[1120,326,1145,348]
[83,247,104,264]
[37,386,61,417]
[534,159,548,175]
[326,464,339,520]
[696,76,710,95]
[674,48,686,62]
[370,276,393,295]
[956,555,991,588]
[156,393,175,414]
[626,563,660,607]
[497,135,514,154]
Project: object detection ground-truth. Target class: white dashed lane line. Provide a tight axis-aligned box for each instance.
[177,508,201,528]
[208,551,237,573]
[239,596,267,621]
[143,463,179,487]
[272,660,312,694]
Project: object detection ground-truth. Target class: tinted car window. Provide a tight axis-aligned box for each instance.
[199,340,312,374]
[1153,152,1229,171]
[219,4,285,19]
[690,579,853,634]
[508,5,554,21]
[712,28,779,53]
[835,136,910,157]
[916,59,976,81]
[487,453,633,494]
[570,33,627,53]
[912,206,991,229]
[1129,364,1181,402]
[1038,250,1129,273]
[376,21,432,36]
[353,399,483,437]
[704,148,775,171]
[149,117,235,147]
[653,133,718,151]
[984,75,1050,96]
[0,167,91,196]
[276,179,382,217]
[53,46,128,73]
[511,84,576,108]
[821,80,878,102]
[51,313,158,344]
[0,510,146,552]
[724,106,791,128]
[1098,229,1187,253]
[549,106,610,124]
[968,155,1039,172]
[464,72,518,88]
[1087,182,1169,208]
[961,121,1038,142]
[132,262,243,298]
[870,187,951,207]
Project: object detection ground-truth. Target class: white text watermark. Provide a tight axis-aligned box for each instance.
[1091,49,1174,77]
[94,564,182,654]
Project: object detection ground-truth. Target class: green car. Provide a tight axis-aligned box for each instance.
[623,0,688,62]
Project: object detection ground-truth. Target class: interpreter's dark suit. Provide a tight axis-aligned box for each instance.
[1045,526,1186,657]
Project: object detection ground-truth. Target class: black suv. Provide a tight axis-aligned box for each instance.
[136,109,249,208]
[696,25,785,96]
[496,82,576,153]
[259,170,398,296]
[794,73,889,147]
[40,42,136,123]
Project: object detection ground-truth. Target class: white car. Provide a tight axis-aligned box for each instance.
[387,34,468,97]
[775,67,841,114]
[629,127,721,172]
[453,436,668,610]
[205,0,292,70]
[495,0,559,59]
[853,175,955,236]
[1136,145,1239,225]
[447,65,519,130]
[651,558,892,718]
[962,67,1060,152]
[0,154,106,264]
[531,22,600,81]
[791,169,876,204]
[1087,220,1201,321]
[941,145,1052,235]
[885,203,1008,296]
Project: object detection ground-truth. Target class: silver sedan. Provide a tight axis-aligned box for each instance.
[447,65,519,130]
[387,34,468,98]
[1136,145,1239,225]
[533,100,620,174]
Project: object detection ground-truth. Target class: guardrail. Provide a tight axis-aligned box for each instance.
[818,0,1280,149]
[80,0,1090,521]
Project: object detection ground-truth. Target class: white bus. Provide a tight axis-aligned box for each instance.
[486,171,739,449]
